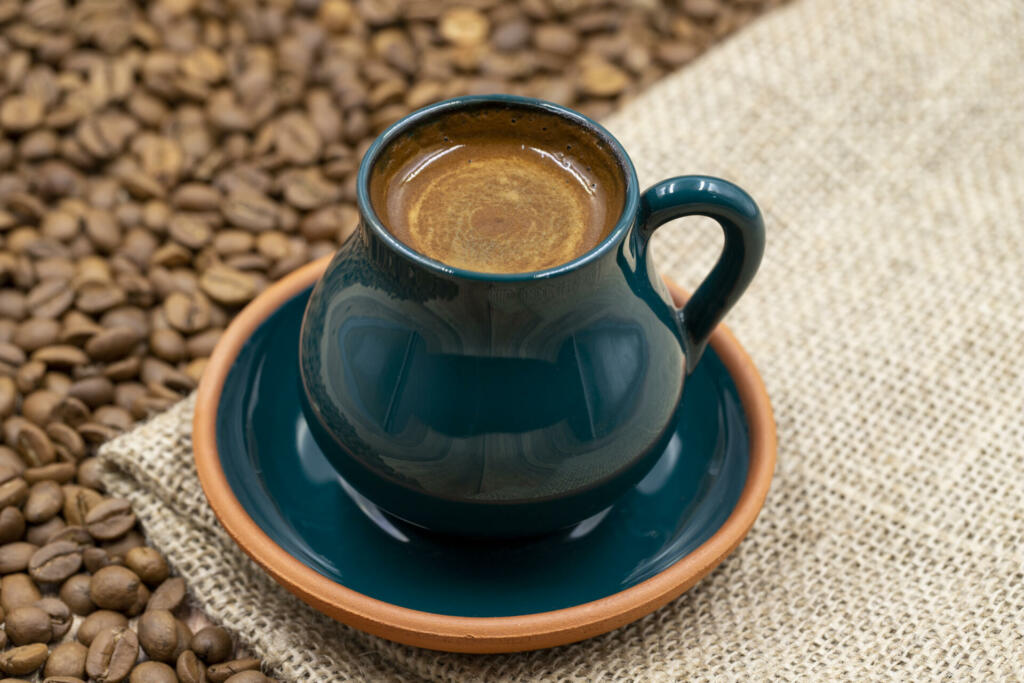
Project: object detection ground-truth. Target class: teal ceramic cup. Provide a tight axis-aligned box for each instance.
[299,95,764,537]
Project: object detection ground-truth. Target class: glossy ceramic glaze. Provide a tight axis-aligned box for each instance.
[299,95,765,536]
[222,284,747,616]
[193,258,777,652]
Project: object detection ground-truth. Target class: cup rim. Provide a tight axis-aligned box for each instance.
[193,256,777,653]
[355,95,641,282]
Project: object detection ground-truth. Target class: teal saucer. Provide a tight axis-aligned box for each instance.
[195,258,775,652]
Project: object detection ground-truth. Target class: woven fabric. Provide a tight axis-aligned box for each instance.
[100,0,1024,679]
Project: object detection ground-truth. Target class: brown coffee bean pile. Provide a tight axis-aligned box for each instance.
[0,0,782,677]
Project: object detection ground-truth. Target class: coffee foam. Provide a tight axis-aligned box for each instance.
[369,104,626,274]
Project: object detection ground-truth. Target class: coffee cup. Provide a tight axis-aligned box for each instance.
[299,95,764,537]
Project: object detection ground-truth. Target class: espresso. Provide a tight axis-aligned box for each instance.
[370,106,625,274]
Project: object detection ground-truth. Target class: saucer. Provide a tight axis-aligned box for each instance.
[194,256,775,653]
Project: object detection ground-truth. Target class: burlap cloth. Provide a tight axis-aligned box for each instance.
[99,0,1024,679]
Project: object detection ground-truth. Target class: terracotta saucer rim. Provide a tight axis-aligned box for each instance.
[192,255,777,654]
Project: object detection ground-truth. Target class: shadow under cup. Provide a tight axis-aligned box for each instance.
[367,102,628,275]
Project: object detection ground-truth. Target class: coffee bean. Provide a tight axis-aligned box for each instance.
[53,396,90,427]
[131,660,178,683]
[63,485,103,526]
[124,546,169,586]
[83,547,113,574]
[85,498,136,541]
[1,573,42,614]
[176,650,207,683]
[191,626,233,665]
[24,480,62,523]
[138,609,179,662]
[13,420,55,466]
[0,379,16,419]
[5,605,52,644]
[0,507,26,543]
[23,279,72,319]
[48,524,91,546]
[90,565,140,611]
[102,530,145,561]
[199,265,256,306]
[0,95,45,132]
[22,389,61,425]
[76,457,107,491]
[12,318,60,352]
[94,405,132,432]
[163,291,212,334]
[25,516,66,546]
[76,281,127,314]
[0,542,39,574]
[147,576,185,612]
[44,640,88,678]
[25,462,76,485]
[35,596,72,639]
[85,327,144,362]
[207,659,261,683]
[86,625,139,683]
[32,344,88,368]
[28,540,82,582]
[45,423,85,460]
[78,421,121,444]
[59,573,96,616]
[77,610,129,646]
[225,673,272,683]
[0,642,49,676]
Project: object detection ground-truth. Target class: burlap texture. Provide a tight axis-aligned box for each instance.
[100,0,1024,679]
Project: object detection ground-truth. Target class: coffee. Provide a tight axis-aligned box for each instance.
[370,105,626,274]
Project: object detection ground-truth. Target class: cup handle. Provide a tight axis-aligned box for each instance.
[638,176,765,373]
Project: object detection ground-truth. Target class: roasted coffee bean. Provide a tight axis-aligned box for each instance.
[26,278,73,318]
[86,625,139,683]
[48,524,91,546]
[131,660,179,683]
[138,609,180,662]
[90,565,141,611]
[102,530,144,560]
[44,640,88,678]
[207,659,261,683]
[25,516,66,546]
[127,580,151,616]
[224,671,272,683]
[1,573,42,613]
[176,650,207,683]
[77,610,129,646]
[0,507,26,543]
[28,540,82,582]
[148,576,186,612]
[191,626,233,665]
[125,546,169,586]
[0,542,40,574]
[84,327,144,362]
[0,478,29,509]
[163,291,212,334]
[0,643,49,676]
[76,458,107,491]
[12,318,60,352]
[85,498,136,540]
[32,344,88,368]
[83,547,113,574]
[36,596,73,639]
[77,421,121,444]
[5,605,52,644]
[64,485,103,526]
[24,480,63,523]
[60,573,96,615]
[22,390,60,425]
[13,421,55,466]
[25,462,76,484]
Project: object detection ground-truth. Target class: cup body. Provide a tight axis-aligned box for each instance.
[300,96,689,536]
